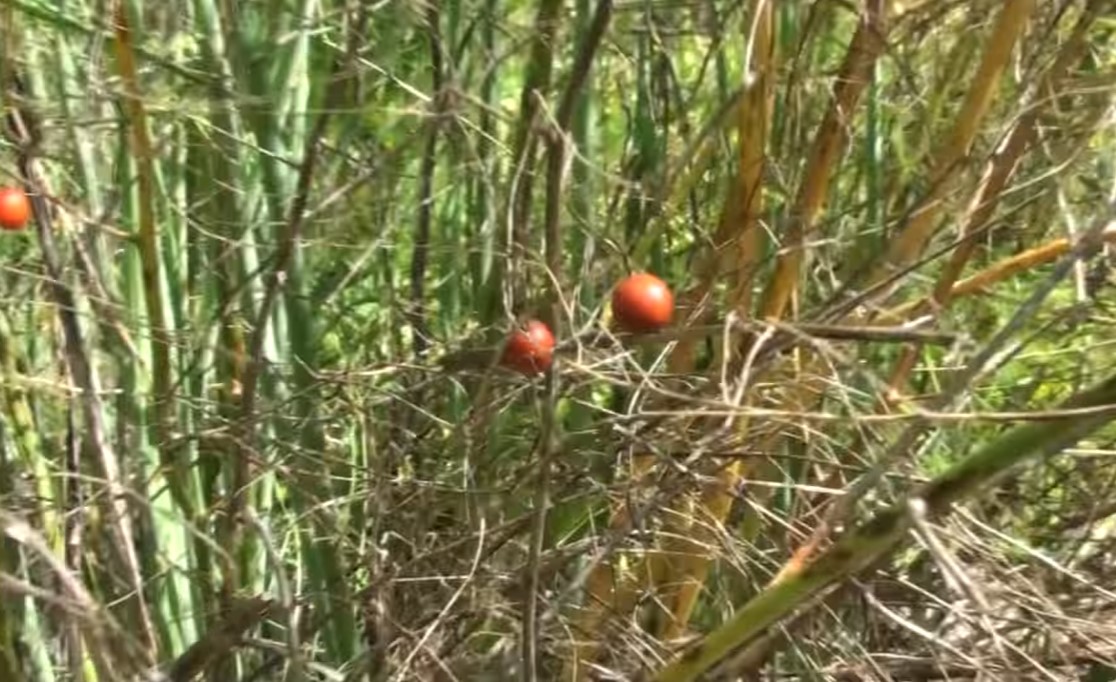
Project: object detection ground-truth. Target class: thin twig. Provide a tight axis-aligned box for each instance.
[523,4,614,679]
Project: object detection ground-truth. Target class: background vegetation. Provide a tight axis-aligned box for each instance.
[1,0,1115,680]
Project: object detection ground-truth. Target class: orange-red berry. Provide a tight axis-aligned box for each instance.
[611,272,674,333]
[501,319,556,375]
[0,187,30,231]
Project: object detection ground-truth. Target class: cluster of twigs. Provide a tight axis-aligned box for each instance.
[0,1,1115,681]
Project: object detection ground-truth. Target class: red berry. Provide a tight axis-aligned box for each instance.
[501,319,556,375]
[611,272,674,333]
[0,187,30,231]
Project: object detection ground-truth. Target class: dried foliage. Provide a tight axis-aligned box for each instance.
[0,1,1115,681]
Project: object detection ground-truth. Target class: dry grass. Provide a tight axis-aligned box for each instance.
[0,1,1115,681]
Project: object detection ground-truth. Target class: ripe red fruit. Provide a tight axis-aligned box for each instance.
[501,319,556,375]
[0,187,30,231]
[611,272,674,333]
